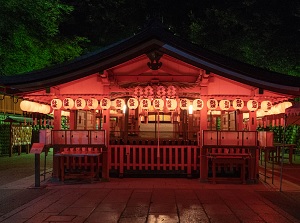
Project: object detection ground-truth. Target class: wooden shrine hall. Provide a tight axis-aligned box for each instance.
[1,22,300,183]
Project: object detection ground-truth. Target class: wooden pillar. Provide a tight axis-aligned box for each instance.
[101,108,110,180]
[237,110,244,131]
[52,109,61,180]
[248,111,257,131]
[199,105,208,182]
[69,110,76,130]
[53,110,61,130]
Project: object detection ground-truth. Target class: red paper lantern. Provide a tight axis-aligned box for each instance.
[100,98,111,110]
[233,99,244,110]
[153,98,164,110]
[114,98,125,110]
[75,98,86,109]
[63,98,74,109]
[247,100,259,111]
[261,100,272,111]
[87,98,98,109]
[127,98,139,109]
[180,98,190,110]
[51,99,62,110]
[166,99,177,111]
[219,100,230,110]
[192,99,204,110]
[207,99,218,110]
[140,98,151,110]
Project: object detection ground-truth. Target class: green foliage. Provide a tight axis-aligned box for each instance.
[188,0,300,76]
[0,0,299,76]
[0,124,11,155]
[0,0,88,76]
[257,125,300,147]
[61,116,69,130]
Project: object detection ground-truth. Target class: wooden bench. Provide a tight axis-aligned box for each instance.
[55,145,103,182]
[207,147,251,184]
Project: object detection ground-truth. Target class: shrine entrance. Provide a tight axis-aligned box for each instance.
[109,107,200,146]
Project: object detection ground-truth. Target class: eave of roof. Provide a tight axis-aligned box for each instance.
[1,21,299,96]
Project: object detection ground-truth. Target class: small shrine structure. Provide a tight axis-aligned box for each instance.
[1,22,299,183]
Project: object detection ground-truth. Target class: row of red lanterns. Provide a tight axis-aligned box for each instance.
[50,98,272,112]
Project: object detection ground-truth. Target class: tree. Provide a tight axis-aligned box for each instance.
[0,0,88,76]
[188,0,300,76]
[60,0,299,76]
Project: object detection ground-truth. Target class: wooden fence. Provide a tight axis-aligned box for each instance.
[109,145,201,177]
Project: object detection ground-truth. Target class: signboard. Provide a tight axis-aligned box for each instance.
[30,143,45,154]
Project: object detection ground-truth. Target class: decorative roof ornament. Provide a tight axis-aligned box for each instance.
[156,86,166,97]
[167,85,176,98]
[147,51,163,70]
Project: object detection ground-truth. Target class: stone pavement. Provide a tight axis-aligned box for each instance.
[0,174,300,223]
[1,151,300,223]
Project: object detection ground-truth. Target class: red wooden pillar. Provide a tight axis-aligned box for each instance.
[69,110,76,129]
[53,109,62,180]
[101,108,110,180]
[237,110,244,131]
[199,104,208,181]
[248,111,257,131]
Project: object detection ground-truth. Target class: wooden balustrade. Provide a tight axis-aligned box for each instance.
[109,145,200,178]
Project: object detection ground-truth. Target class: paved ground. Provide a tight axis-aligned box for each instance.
[0,152,300,223]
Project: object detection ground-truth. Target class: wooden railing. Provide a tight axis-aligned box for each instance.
[53,144,201,179]
[109,145,200,178]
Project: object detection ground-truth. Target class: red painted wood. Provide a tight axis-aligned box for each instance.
[119,146,124,176]
[187,146,191,176]
[151,147,154,170]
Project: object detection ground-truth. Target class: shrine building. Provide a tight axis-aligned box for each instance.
[1,22,300,183]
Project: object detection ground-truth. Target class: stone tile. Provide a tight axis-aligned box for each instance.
[60,207,94,218]
[177,201,202,210]
[44,215,76,222]
[126,198,150,207]
[70,190,109,208]
[208,214,240,223]
[118,217,147,223]
[259,213,295,223]
[249,204,278,214]
[1,216,28,223]
[234,209,263,221]
[71,216,86,223]
[149,203,177,213]
[202,204,233,215]
[179,208,209,223]
[26,213,52,223]
[151,189,175,202]
[121,206,149,218]
[195,190,223,204]
[85,211,120,223]
[175,189,198,201]
[147,213,179,223]
[101,189,132,203]
[94,202,126,212]
[223,200,249,210]
[130,190,152,199]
